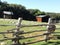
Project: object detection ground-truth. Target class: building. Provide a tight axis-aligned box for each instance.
[3,11,13,19]
[36,15,50,22]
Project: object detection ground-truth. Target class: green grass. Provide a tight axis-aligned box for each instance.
[0,18,60,45]
[31,40,60,45]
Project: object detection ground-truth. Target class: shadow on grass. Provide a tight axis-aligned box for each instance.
[41,41,60,45]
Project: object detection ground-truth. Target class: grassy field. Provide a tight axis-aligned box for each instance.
[0,18,60,45]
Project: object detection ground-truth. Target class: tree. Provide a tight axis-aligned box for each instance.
[28,9,42,16]
[41,12,46,15]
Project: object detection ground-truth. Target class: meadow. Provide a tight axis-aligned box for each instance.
[0,18,60,45]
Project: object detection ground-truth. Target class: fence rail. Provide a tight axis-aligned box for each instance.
[0,23,58,26]
[0,29,60,34]
[0,31,59,40]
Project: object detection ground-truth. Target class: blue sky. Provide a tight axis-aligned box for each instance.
[1,0,60,13]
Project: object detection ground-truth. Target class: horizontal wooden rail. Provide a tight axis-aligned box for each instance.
[22,30,46,34]
[0,32,60,41]
[0,30,47,34]
[0,24,17,26]
[0,29,60,34]
[21,24,56,27]
[0,24,57,26]
[0,34,44,41]
[56,28,60,30]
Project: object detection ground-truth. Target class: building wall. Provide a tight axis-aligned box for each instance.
[42,16,50,22]
[3,15,12,19]
[36,17,42,22]
[36,16,50,22]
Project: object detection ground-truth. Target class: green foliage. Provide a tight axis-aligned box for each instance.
[28,9,42,16]
[41,12,46,15]
[46,12,60,20]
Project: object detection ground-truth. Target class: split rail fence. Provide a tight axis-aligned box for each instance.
[0,18,60,45]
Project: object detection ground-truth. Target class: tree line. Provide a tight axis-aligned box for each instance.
[0,1,60,21]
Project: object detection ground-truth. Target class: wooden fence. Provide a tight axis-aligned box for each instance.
[0,18,60,45]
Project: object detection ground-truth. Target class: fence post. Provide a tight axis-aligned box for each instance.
[45,18,56,42]
[12,17,22,45]
[16,17,22,31]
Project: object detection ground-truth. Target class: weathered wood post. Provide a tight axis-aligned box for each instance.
[12,17,22,45]
[45,18,56,42]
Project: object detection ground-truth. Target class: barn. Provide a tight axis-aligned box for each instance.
[36,15,50,22]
